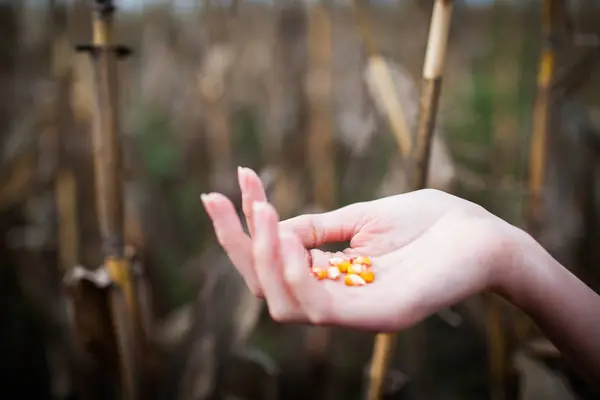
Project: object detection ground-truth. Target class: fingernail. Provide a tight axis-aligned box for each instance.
[238,166,247,190]
[200,192,216,207]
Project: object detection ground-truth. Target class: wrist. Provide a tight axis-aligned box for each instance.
[488,223,554,311]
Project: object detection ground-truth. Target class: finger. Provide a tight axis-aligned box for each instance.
[201,192,261,296]
[280,203,367,248]
[279,233,336,325]
[252,201,302,322]
[238,166,267,237]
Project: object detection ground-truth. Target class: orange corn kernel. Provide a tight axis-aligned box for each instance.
[353,256,371,266]
[326,266,341,280]
[312,266,326,280]
[347,263,364,275]
[345,274,367,286]
[359,269,375,283]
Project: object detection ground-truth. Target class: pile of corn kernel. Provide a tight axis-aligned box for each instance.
[310,256,375,287]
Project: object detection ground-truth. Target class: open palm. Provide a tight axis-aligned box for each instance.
[201,167,512,332]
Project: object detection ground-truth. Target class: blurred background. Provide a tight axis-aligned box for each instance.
[1,0,599,399]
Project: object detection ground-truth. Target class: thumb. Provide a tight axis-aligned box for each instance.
[279,202,367,248]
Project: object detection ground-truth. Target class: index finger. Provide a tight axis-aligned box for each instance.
[201,192,261,296]
[238,166,268,237]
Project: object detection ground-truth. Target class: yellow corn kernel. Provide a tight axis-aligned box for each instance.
[353,256,371,266]
[337,260,351,273]
[347,263,363,275]
[312,266,326,280]
[359,269,375,283]
[328,257,346,266]
[329,257,351,272]
[345,274,366,286]
[326,266,341,280]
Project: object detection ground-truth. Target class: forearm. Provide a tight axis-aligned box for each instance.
[499,228,600,386]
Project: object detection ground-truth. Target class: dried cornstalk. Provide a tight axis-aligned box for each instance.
[76,1,139,398]
[307,3,335,210]
[305,3,336,399]
[198,2,237,196]
[352,0,412,157]
[266,2,309,219]
[486,3,523,399]
[526,0,558,236]
[367,1,454,399]
[197,45,236,195]
[56,170,79,272]
[50,12,79,274]
[410,0,453,189]
[519,0,558,344]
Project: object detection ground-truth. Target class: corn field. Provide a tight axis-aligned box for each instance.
[1,0,599,399]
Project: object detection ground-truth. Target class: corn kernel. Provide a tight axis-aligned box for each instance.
[326,266,341,280]
[359,269,375,283]
[328,257,346,266]
[329,256,351,273]
[353,256,371,266]
[347,263,363,275]
[337,260,351,273]
[317,255,375,285]
[312,266,326,280]
[345,274,366,286]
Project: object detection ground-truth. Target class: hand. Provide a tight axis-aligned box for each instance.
[201,167,520,332]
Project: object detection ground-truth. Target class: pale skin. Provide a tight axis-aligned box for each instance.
[201,166,600,387]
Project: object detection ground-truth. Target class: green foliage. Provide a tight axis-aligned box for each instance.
[231,105,263,170]
[156,248,195,309]
[445,61,494,183]
[136,106,180,180]
[133,104,197,309]
[467,63,496,150]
